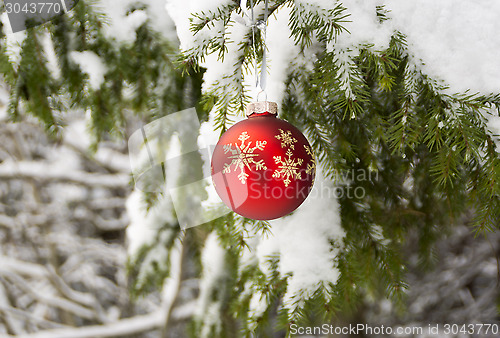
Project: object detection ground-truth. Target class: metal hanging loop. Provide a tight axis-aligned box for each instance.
[256,90,267,102]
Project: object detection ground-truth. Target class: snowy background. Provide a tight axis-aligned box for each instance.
[1,0,500,336]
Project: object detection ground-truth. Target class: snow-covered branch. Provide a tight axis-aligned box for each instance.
[0,256,49,279]
[160,233,186,336]
[0,117,140,334]
[0,303,69,331]
[0,270,98,321]
[13,300,198,338]
[0,161,129,188]
[18,311,164,338]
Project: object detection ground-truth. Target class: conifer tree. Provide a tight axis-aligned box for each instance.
[1,0,499,336]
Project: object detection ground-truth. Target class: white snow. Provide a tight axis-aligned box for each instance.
[196,232,227,337]
[40,33,61,80]
[126,133,182,256]
[143,0,179,42]
[0,13,27,67]
[223,169,342,311]
[340,0,393,50]
[125,191,159,256]
[486,111,500,151]
[1,0,175,45]
[0,0,495,99]
[301,0,500,95]
[197,233,226,313]
[248,290,267,324]
[254,168,345,310]
[69,51,107,90]
[261,6,300,106]
[63,118,92,149]
[165,134,182,193]
[198,108,244,214]
[0,82,8,121]
[1,0,500,326]
[198,116,226,209]
[166,0,233,51]
[385,0,500,94]
[166,0,298,107]
[125,134,182,256]
[98,0,148,43]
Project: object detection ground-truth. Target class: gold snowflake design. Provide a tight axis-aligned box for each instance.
[304,145,316,176]
[275,129,297,150]
[273,149,304,187]
[222,132,267,184]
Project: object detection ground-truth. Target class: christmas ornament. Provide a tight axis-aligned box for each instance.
[211,102,316,220]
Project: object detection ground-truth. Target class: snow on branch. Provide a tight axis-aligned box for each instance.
[0,256,49,279]
[0,270,97,321]
[0,304,69,331]
[14,300,195,338]
[18,311,164,338]
[0,161,129,188]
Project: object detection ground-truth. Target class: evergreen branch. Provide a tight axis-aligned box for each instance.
[190,4,239,34]
[289,2,349,49]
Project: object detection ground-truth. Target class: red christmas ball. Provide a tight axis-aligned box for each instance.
[211,102,316,220]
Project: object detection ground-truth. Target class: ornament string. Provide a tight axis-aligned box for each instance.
[247,0,269,102]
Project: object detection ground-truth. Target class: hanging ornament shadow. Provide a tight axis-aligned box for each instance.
[211,102,316,220]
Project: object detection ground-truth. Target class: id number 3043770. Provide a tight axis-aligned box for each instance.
[5,2,63,14]
[443,323,499,335]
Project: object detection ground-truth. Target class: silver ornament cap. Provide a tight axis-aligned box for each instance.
[246,101,278,117]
